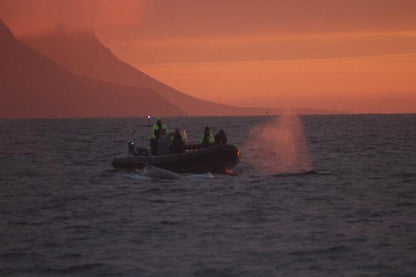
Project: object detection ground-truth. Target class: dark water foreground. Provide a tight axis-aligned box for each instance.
[1,115,415,276]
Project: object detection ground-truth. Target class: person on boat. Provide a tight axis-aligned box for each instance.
[170,128,185,153]
[214,129,227,144]
[200,126,215,147]
[157,129,172,155]
[150,117,169,155]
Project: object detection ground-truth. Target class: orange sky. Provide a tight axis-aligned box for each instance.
[1,0,416,113]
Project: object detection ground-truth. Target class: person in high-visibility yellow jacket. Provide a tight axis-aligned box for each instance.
[200,126,215,147]
[150,117,169,155]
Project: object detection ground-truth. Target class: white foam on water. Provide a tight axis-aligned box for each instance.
[184,172,215,179]
[115,171,152,180]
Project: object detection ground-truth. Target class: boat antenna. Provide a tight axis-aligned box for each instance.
[130,128,138,137]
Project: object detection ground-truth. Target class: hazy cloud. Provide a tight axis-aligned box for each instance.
[2,0,416,37]
[0,0,145,35]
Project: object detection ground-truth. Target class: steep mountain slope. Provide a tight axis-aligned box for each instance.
[23,29,268,116]
[0,20,184,118]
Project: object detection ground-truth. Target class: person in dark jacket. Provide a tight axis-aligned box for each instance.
[214,129,227,144]
[170,128,185,153]
[200,126,215,147]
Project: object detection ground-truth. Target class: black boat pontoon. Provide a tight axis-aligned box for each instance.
[112,144,240,174]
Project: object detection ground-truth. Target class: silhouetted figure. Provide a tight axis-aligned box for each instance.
[200,126,215,147]
[214,129,227,144]
[150,117,169,155]
[157,132,172,155]
[170,128,185,153]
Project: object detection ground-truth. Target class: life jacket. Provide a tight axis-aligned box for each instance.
[200,131,215,145]
[151,123,168,140]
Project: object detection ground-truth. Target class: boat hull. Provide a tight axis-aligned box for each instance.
[112,144,240,173]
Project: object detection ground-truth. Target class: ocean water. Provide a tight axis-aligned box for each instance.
[0,114,415,276]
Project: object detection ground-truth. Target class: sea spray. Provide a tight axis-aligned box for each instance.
[245,113,311,174]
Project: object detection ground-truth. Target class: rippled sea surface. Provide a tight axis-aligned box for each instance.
[1,115,416,276]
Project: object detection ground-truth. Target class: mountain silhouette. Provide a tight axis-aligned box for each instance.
[0,20,184,118]
[23,28,268,116]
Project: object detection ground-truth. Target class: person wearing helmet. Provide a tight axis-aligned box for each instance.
[150,117,169,155]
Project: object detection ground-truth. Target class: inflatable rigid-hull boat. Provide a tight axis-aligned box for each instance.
[112,144,240,173]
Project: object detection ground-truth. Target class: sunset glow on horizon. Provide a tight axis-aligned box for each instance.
[1,0,416,113]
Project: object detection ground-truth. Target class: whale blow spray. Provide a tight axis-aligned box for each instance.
[246,113,311,174]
